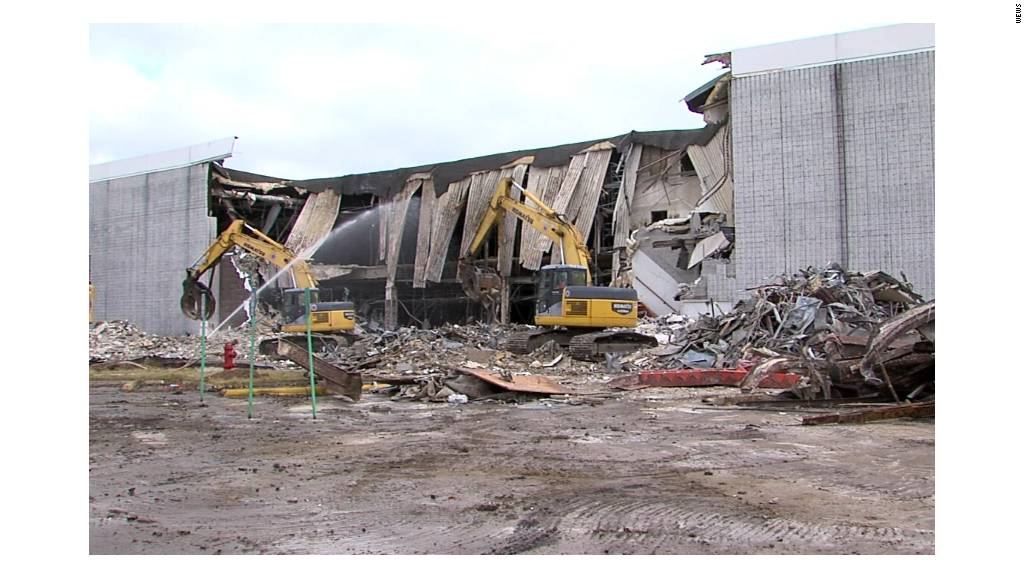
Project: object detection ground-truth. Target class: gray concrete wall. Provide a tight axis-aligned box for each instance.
[89,164,216,335]
[706,50,935,303]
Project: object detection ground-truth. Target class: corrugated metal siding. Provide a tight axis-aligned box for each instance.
[519,165,565,270]
[612,143,642,281]
[425,178,471,282]
[570,148,613,247]
[498,164,528,277]
[377,195,390,263]
[384,179,420,327]
[688,126,735,219]
[412,178,436,288]
[613,143,643,249]
[458,170,503,268]
[280,188,341,288]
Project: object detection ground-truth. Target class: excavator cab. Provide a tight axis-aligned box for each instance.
[280,287,322,324]
[536,265,588,317]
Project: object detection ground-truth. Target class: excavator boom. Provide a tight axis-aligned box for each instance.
[181,219,317,320]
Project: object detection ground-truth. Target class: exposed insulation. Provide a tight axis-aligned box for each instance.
[518,164,566,270]
[498,163,528,277]
[425,178,471,283]
[412,178,436,288]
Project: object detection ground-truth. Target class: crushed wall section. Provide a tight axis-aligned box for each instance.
[89,164,216,335]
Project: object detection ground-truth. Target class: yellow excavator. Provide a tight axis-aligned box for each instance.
[460,177,657,361]
[181,219,358,354]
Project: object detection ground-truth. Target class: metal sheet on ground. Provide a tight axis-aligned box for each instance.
[453,367,572,395]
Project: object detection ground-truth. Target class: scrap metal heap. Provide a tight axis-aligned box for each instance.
[622,263,935,402]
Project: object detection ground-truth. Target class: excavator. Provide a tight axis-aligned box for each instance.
[460,177,657,361]
[180,219,358,355]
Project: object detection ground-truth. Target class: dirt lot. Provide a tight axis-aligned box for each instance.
[88,377,934,555]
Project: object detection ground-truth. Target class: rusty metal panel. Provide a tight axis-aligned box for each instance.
[425,178,471,283]
[498,164,528,277]
[453,367,572,395]
[412,178,436,288]
[519,165,566,270]
[277,340,362,401]
[631,369,800,389]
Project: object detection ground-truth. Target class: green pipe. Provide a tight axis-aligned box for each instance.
[248,295,256,419]
[305,287,317,419]
[199,298,206,402]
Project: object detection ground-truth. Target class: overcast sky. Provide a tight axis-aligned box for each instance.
[90,22,891,180]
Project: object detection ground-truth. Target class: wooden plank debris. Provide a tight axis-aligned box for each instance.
[802,402,935,425]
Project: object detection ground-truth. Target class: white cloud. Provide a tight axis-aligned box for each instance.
[89,20,900,179]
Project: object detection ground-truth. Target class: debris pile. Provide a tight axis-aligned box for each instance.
[619,264,935,402]
[89,319,284,365]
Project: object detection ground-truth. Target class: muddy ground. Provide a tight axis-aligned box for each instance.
[88,377,934,555]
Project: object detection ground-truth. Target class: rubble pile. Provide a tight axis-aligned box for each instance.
[89,319,284,365]
[336,322,602,374]
[620,264,935,402]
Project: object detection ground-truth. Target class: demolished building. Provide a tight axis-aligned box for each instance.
[88,23,934,338]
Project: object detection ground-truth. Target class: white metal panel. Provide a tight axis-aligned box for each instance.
[89,137,236,182]
[631,249,681,317]
[732,24,934,76]
[835,24,934,61]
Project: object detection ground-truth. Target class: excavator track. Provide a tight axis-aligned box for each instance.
[568,331,659,362]
[258,333,357,358]
[507,330,559,355]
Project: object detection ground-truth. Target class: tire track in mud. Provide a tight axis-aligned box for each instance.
[544,489,933,553]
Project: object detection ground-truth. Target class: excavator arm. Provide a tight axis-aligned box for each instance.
[459,178,592,303]
[181,219,318,320]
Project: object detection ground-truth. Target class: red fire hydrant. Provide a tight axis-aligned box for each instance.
[224,342,237,370]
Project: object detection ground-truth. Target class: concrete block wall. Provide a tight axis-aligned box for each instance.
[706,50,935,304]
[89,164,216,335]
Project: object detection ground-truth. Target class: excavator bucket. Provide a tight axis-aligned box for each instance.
[459,263,501,304]
[181,277,216,321]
